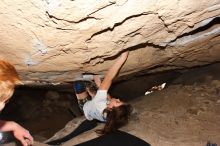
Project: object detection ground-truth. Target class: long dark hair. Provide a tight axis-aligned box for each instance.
[98,103,132,135]
[85,81,132,134]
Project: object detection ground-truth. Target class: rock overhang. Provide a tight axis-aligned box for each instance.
[0,0,220,82]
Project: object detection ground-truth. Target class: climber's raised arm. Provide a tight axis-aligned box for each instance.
[99,51,129,91]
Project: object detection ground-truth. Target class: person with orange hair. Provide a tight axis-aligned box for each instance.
[0,60,33,146]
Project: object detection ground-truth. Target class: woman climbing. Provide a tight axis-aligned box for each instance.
[46,51,133,145]
[74,51,132,134]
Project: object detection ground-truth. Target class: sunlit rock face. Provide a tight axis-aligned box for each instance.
[0,0,220,82]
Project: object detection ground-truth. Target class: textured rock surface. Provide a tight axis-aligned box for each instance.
[0,0,220,82]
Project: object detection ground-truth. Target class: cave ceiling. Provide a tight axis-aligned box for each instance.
[0,0,220,83]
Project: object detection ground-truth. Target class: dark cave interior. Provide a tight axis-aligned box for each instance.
[1,62,220,141]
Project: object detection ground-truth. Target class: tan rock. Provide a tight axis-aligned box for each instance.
[0,0,220,82]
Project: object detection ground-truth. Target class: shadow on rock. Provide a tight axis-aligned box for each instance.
[75,130,150,146]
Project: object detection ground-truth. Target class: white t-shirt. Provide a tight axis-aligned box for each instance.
[83,90,107,122]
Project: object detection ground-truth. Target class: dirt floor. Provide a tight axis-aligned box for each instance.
[128,80,220,146]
